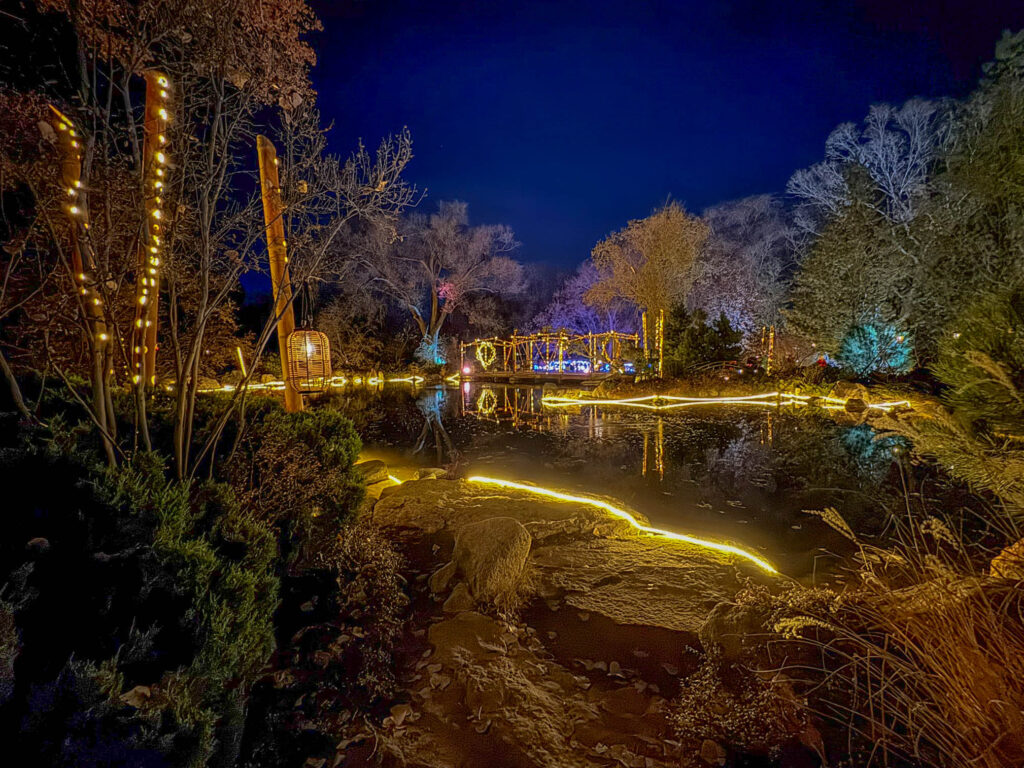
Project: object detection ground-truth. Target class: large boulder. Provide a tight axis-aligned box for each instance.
[453,517,532,607]
[354,459,389,485]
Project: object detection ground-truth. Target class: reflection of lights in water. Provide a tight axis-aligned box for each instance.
[467,476,778,575]
[463,381,471,394]
[542,392,911,412]
[476,388,497,416]
[194,374,425,394]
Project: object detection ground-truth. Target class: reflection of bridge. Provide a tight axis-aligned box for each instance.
[460,330,639,381]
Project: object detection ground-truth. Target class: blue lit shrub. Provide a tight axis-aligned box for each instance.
[838,323,913,376]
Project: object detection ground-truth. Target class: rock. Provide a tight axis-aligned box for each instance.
[991,538,1024,580]
[442,583,476,613]
[372,478,614,536]
[415,467,448,480]
[429,561,457,594]
[198,376,220,391]
[354,459,389,485]
[221,369,243,385]
[699,739,727,766]
[699,600,770,662]
[260,373,278,384]
[120,685,152,708]
[829,381,870,404]
[389,703,413,727]
[453,517,531,606]
[532,537,758,634]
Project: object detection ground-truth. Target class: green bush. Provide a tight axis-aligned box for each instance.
[935,284,1024,435]
[0,424,280,767]
[663,304,743,375]
[230,409,364,560]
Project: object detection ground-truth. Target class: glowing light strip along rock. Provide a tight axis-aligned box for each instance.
[467,475,779,574]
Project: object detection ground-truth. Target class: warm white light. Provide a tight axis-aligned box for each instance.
[69,206,79,214]
[152,210,161,219]
[467,476,779,574]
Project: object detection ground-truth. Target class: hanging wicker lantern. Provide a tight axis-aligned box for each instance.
[287,328,332,394]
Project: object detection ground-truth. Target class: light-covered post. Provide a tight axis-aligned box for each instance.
[257,135,303,413]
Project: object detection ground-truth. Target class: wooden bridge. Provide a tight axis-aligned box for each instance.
[460,330,640,383]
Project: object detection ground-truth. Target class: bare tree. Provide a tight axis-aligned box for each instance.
[533,261,638,334]
[361,200,524,364]
[788,99,949,232]
[689,195,795,344]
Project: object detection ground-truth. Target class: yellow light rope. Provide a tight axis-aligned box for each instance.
[467,475,779,574]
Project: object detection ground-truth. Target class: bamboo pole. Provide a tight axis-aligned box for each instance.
[257,135,303,412]
[135,71,171,386]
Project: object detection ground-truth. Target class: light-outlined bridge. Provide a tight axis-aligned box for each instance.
[460,330,639,382]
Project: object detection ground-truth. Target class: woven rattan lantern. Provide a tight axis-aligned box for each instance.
[287,328,332,394]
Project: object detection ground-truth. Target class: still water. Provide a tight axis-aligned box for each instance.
[322,383,917,580]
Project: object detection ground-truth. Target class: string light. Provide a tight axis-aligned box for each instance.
[467,476,779,575]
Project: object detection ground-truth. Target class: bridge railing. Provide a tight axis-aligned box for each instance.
[460,330,640,375]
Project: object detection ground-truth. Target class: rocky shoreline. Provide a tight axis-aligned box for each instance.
[336,475,790,768]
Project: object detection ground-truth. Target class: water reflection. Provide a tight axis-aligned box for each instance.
[414,387,455,465]
[323,383,924,578]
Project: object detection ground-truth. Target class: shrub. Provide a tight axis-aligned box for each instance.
[239,519,408,767]
[838,322,914,376]
[0,424,279,767]
[230,409,364,560]
[935,284,1024,434]
[663,304,743,375]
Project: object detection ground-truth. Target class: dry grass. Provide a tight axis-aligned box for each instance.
[766,508,1024,767]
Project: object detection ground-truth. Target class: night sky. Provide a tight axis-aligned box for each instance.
[311,0,1023,269]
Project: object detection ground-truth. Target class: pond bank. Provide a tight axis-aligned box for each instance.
[336,475,812,768]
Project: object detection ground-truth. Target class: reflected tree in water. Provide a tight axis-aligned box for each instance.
[414,388,457,465]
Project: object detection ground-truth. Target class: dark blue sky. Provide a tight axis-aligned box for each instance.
[309,0,1024,269]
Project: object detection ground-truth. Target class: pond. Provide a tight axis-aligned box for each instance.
[320,383,928,580]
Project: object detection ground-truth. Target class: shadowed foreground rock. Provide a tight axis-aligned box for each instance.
[374,479,774,632]
[331,478,792,768]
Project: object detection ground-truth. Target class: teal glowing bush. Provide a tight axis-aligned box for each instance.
[838,323,914,376]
